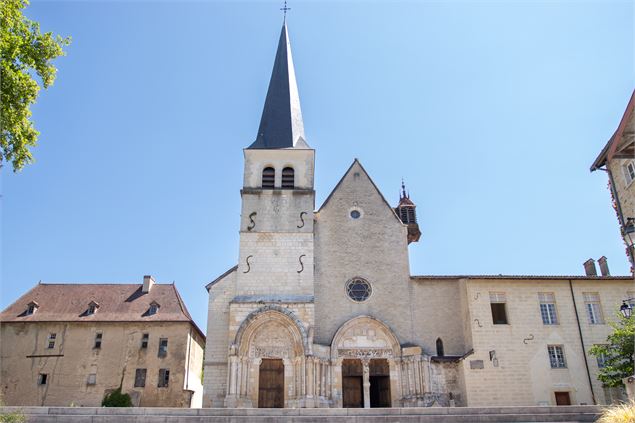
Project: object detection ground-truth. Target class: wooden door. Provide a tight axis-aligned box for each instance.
[343,376,363,407]
[258,359,284,408]
[370,376,391,407]
[555,391,571,406]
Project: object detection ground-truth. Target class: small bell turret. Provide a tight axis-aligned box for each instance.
[394,180,421,244]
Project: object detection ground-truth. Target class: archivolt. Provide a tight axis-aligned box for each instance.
[233,305,308,357]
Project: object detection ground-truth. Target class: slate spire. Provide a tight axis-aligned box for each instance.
[249,23,308,149]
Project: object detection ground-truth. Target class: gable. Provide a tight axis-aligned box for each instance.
[317,159,403,226]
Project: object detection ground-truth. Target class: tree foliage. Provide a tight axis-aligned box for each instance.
[590,312,635,388]
[101,388,132,407]
[0,0,70,171]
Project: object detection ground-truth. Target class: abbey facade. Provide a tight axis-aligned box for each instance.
[202,23,633,409]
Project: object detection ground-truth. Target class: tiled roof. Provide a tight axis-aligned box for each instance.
[412,275,633,281]
[0,283,204,338]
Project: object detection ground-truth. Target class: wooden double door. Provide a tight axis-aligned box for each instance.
[258,359,284,408]
[342,359,391,408]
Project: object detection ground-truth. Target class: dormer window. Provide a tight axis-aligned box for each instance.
[86,301,100,316]
[262,167,275,189]
[148,301,160,316]
[281,167,294,189]
[25,301,39,316]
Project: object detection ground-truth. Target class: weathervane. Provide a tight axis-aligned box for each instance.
[280,0,291,22]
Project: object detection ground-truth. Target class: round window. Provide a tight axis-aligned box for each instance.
[350,210,361,219]
[346,278,372,302]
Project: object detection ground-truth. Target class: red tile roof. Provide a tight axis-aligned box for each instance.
[0,283,204,338]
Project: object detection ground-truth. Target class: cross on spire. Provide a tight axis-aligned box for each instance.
[280,1,291,22]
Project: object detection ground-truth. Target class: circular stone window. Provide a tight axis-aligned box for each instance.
[350,210,361,219]
[346,278,372,302]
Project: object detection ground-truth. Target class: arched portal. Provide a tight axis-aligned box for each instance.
[226,306,307,408]
[331,316,402,408]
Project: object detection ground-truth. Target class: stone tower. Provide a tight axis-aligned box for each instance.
[237,22,315,297]
[394,181,421,243]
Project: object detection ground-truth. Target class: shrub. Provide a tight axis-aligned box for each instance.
[101,387,132,407]
[0,412,26,423]
[597,400,635,423]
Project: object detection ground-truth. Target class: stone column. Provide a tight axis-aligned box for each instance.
[624,376,635,400]
[362,358,371,409]
[332,358,343,407]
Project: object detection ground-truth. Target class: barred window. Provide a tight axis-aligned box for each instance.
[94,333,102,349]
[47,333,56,349]
[539,293,558,325]
[87,373,96,385]
[141,333,149,349]
[548,345,566,368]
[584,292,604,324]
[262,167,275,189]
[281,167,294,189]
[158,369,170,387]
[135,368,147,388]
[158,338,168,357]
[489,292,508,324]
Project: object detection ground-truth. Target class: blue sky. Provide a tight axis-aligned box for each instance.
[2,0,633,329]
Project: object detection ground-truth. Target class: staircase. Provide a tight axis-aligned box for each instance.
[2,405,601,422]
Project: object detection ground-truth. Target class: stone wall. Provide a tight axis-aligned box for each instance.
[1,321,204,407]
[460,278,632,406]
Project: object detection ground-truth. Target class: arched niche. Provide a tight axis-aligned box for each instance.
[234,305,307,359]
[330,315,401,360]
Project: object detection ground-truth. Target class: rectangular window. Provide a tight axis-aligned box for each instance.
[87,373,96,385]
[38,373,48,385]
[47,333,56,349]
[539,292,558,325]
[584,292,604,324]
[141,333,149,349]
[489,292,508,324]
[158,369,169,387]
[94,332,103,349]
[548,345,567,368]
[624,160,635,185]
[158,338,168,357]
[134,368,147,388]
[596,352,608,369]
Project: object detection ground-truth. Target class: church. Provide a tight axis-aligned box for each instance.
[202,22,632,409]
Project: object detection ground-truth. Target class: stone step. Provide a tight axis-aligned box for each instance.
[1,406,601,423]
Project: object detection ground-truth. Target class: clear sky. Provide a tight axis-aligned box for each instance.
[1,0,633,330]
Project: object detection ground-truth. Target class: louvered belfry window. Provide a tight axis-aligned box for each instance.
[262,167,275,189]
[281,167,294,189]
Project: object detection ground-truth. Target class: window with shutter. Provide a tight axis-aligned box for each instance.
[262,167,275,189]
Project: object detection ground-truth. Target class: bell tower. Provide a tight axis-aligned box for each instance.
[395,180,421,244]
[237,22,315,296]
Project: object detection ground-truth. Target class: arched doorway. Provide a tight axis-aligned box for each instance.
[228,306,307,408]
[331,316,402,408]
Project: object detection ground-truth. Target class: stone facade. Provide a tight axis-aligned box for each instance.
[0,281,205,408]
[591,89,635,266]
[202,24,634,409]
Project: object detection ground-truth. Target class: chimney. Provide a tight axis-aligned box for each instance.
[583,259,597,276]
[598,256,610,276]
[142,275,155,293]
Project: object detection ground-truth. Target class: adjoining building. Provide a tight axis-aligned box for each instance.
[202,22,633,408]
[591,89,635,268]
[0,276,205,407]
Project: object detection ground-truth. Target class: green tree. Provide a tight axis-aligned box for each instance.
[0,0,70,171]
[590,312,635,387]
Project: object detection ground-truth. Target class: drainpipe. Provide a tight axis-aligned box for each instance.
[569,279,596,404]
